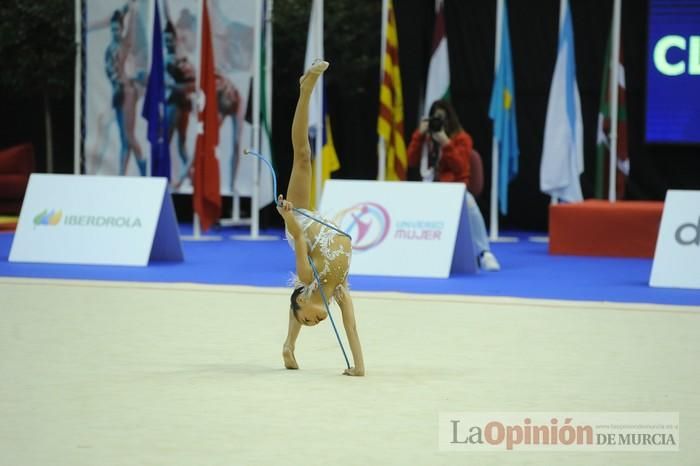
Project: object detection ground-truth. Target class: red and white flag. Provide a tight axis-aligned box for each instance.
[192,0,221,232]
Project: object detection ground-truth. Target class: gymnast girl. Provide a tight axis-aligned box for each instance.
[276,60,365,376]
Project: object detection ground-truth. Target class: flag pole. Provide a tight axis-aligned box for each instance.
[251,0,262,238]
[73,0,82,175]
[145,0,156,178]
[187,0,205,240]
[552,0,566,207]
[550,0,566,209]
[489,0,518,243]
[314,0,324,210]
[185,212,221,240]
[219,0,253,232]
[232,0,277,241]
[489,0,503,242]
[377,0,388,181]
[377,139,386,181]
[608,0,622,202]
[531,0,566,244]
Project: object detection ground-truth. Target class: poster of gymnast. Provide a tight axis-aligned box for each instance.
[83,0,272,203]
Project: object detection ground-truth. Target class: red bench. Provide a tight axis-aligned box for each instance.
[0,143,35,215]
[549,200,664,258]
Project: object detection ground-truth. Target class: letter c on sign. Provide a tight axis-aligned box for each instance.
[654,35,686,76]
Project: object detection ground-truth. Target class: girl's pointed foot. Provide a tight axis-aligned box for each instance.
[299,59,329,87]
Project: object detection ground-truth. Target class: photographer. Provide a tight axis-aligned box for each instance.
[407,99,500,271]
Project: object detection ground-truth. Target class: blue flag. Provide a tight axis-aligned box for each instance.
[488,0,519,215]
[141,1,170,179]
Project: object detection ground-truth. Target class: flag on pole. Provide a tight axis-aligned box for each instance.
[259,0,274,207]
[320,112,340,185]
[423,0,450,114]
[304,0,339,208]
[309,106,340,207]
[141,0,170,179]
[540,0,584,202]
[418,0,450,182]
[192,0,221,232]
[595,27,629,199]
[377,0,407,181]
[304,0,323,140]
[488,0,519,215]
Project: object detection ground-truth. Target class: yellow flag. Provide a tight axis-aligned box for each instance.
[310,114,340,207]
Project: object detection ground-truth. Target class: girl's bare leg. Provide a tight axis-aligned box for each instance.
[286,60,328,210]
[283,310,302,369]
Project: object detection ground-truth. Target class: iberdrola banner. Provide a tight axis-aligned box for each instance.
[83,0,269,200]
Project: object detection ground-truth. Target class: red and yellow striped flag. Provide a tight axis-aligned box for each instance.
[377,0,407,181]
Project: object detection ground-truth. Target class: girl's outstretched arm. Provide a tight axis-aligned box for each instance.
[337,288,365,376]
[277,195,313,284]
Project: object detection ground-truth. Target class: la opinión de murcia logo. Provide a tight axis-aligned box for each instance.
[336,202,391,251]
[441,414,680,452]
[449,418,678,450]
[675,216,700,246]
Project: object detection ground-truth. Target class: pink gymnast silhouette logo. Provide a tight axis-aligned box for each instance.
[335,202,391,251]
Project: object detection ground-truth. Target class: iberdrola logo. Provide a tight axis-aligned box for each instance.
[34,209,63,226]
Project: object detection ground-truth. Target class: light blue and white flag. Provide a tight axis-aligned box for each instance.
[540,0,584,202]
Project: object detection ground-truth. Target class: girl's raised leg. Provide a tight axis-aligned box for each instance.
[286,60,328,210]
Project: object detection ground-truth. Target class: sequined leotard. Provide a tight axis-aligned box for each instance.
[286,209,351,301]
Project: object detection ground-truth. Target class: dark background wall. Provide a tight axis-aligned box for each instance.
[2,0,698,231]
[272,0,699,231]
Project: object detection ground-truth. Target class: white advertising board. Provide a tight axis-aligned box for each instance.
[650,190,700,289]
[319,180,476,278]
[10,174,183,266]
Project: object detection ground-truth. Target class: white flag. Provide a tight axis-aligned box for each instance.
[420,0,450,182]
[540,0,584,202]
[423,0,450,115]
[304,0,324,147]
[258,0,274,207]
[303,0,325,208]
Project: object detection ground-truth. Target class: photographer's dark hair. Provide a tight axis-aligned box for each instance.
[428,99,462,136]
[290,286,304,321]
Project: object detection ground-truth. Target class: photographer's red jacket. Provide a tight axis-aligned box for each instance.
[407,129,473,185]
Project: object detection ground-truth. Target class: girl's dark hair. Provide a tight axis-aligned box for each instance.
[290,286,304,320]
[428,99,463,136]
[111,10,124,26]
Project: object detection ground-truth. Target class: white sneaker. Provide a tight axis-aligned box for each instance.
[479,251,500,271]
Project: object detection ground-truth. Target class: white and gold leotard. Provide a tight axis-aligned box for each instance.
[286,208,351,301]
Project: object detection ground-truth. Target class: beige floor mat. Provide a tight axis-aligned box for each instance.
[1,278,698,465]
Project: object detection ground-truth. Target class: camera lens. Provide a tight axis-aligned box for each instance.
[428,116,444,132]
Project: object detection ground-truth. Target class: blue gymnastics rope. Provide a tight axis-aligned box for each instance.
[243,149,350,239]
[307,256,351,369]
[244,149,352,369]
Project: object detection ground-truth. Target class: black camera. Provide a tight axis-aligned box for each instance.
[428,115,445,133]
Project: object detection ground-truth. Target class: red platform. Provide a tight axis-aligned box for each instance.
[549,200,664,258]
